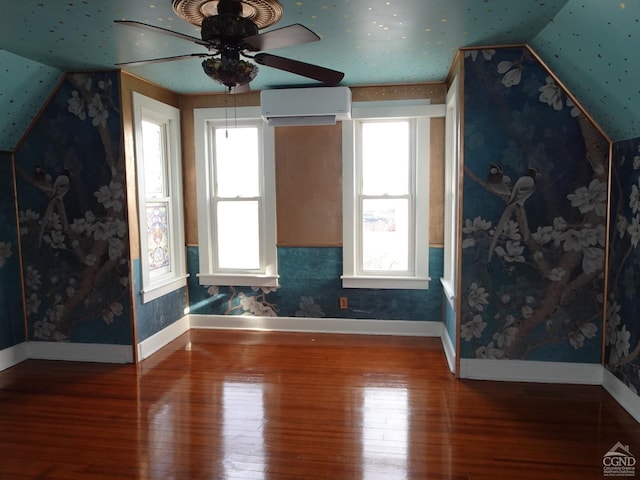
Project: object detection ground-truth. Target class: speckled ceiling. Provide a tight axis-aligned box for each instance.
[0,0,639,150]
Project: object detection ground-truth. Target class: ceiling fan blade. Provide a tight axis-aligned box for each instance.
[244,24,319,51]
[114,20,210,48]
[116,53,212,67]
[253,53,344,86]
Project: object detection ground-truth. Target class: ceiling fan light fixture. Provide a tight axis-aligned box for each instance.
[201,57,258,88]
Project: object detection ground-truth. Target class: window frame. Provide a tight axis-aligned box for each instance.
[193,106,278,287]
[442,76,460,304]
[132,92,187,303]
[342,101,444,290]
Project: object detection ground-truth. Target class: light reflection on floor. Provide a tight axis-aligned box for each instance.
[362,386,409,480]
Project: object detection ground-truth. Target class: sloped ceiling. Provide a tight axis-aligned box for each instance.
[531,1,640,141]
[0,50,62,151]
[0,0,638,150]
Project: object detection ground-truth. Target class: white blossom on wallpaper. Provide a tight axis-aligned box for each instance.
[295,296,325,317]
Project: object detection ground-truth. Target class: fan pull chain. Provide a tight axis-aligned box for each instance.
[224,88,229,138]
[234,90,238,129]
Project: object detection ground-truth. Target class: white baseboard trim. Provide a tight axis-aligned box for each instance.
[459,358,603,385]
[441,328,456,374]
[28,341,134,364]
[0,342,29,373]
[137,316,191,361]
[189,314,442,337]
[602,368,640,423]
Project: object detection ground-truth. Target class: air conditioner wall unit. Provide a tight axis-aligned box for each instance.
[260,86,352,127]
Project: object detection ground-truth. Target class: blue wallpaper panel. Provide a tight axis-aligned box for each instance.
[13,72,132,345]
[0,152,26,349]
[444,297,456,348]
[460,46,607,363]
[187,246,444,323]
[133,258,188,342]
[606,137,640,396]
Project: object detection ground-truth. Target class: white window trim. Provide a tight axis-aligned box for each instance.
[441,76,460,305]
[193,106,278,287]
[342,101,445,290]
[132,92,188,303]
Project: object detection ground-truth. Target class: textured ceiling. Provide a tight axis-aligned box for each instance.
[0,0,639,151]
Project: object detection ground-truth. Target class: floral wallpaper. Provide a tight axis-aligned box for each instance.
[187,246,444,323]
[606,137,640,395]
[460,47,609,362]
[0,152,25,350]
[13,72,132,345]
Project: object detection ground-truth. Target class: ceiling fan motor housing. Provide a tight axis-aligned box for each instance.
[201,14,259,51]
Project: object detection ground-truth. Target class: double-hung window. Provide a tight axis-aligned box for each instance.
[194,107,278,287]
[342,101,441,290]
[132,92,187,303]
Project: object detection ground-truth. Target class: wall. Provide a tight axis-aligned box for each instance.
[0,152,25,350]
[459,46,609,362]
[13,71,133,345]
[182,84,446,323]
[607,136,640,396]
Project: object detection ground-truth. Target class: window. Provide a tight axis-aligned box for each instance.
[132,92,187,303]
[194,107,278,287]
[342,101,443,289]
[442,76,460,303]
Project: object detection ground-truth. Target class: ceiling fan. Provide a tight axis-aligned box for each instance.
[114,0,344,92]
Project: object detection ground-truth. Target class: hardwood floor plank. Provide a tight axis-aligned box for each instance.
[0,329,638,479]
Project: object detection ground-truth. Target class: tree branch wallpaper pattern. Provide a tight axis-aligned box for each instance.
[460,47,608,362]
[14,72,132,345]
[607,137,640,395]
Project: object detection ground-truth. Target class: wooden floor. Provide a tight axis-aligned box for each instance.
[0,330,638,480]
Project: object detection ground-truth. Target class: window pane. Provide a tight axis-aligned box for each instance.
[142,120,166,198]
[362,198,409,271]
[217,200,260,270]
[215,127,260,197]
[146,202,171,276]
[361,121,409,195]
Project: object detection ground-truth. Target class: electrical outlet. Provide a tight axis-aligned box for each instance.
[339,297,348,309]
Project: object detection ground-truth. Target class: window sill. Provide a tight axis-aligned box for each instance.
[440,277,456,307]
[341,275,430,290]
[197,273,280,288]
[440,277,456,301]
[141,275,189,304]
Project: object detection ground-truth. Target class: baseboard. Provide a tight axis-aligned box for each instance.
[459,358,603,384]
[137,316,190,361]
[28,341,134,364]
[602,368,640,423]
[0,342,29,373]
[441,328,456,374]
[189,314,442,337]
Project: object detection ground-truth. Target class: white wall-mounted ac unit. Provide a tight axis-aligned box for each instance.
[260,86,352,127]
